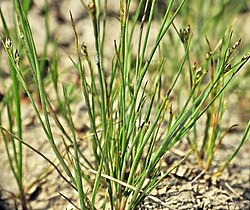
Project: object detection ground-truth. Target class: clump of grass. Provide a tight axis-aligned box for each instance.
[0,6,26,210]
[166,0,250,173]
[0,0,249,209]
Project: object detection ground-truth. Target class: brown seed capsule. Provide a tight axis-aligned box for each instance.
[5,38,12,49]
[241,53,250,62]
[80,42,87,56]
[226,48,232,58]
[15,49,20,64]
[195,67,203,81]
[192,62,197,71]
[88,2,96,15]
[180,25,191,43]
[206,51,212,60]
[232,39,241,49]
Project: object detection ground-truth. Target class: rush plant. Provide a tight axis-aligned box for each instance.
[0,0,249,209]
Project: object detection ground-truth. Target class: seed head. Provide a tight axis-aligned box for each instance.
[180,25,191,43]
[192,62,197,71]
[241,53,250,62]
[232,39,241,50]
[206,51,212,60]
[15,49,20,64]
[226,48,232,59]
[5,38,12,50]
[80,42,87,56]
[88,2,96,15]
[195,67,203,81]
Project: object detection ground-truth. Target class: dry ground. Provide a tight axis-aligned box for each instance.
[0,1,249,209]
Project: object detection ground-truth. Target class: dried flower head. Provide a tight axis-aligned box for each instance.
[226,48,233,59]
[206,51,212,60]
[15,49,20,64]
[88,2,96,15]
[5,38,12,50]
[232,39,241,50]
[192,62,197,71]
[195,67,203,82]
[241,53,250,62]
[80,42,87,56]
[180,25,191,43]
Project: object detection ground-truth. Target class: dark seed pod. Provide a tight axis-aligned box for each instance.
[232,39,241,50]
[15,49,20,64]
[5,38,12,50]
[241,53,250,62]
[80,42,87,56]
